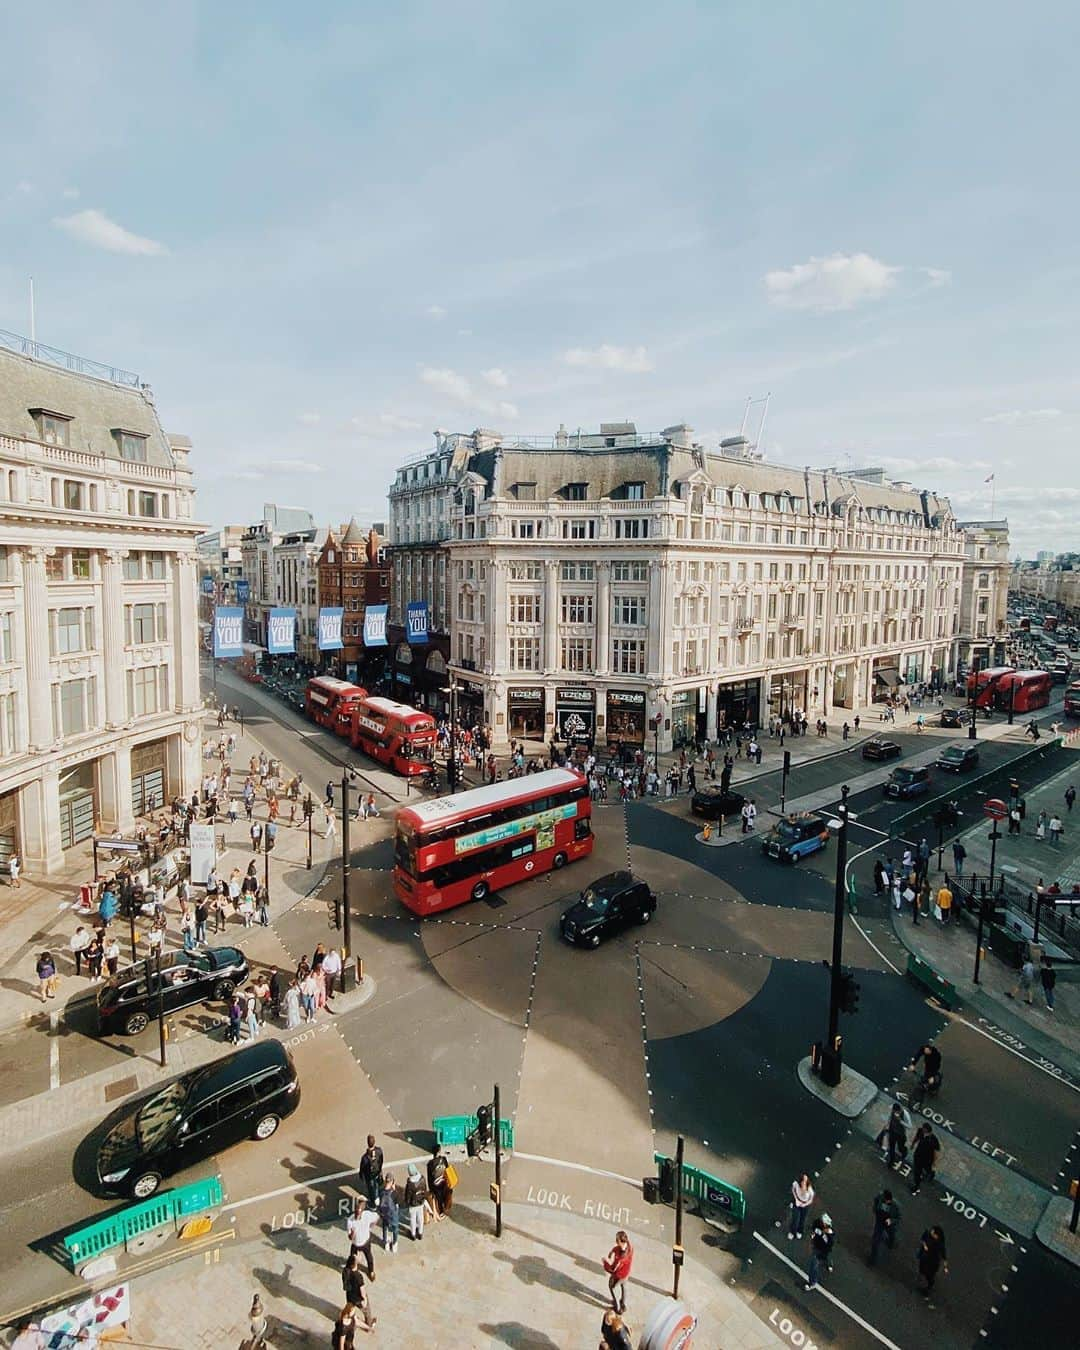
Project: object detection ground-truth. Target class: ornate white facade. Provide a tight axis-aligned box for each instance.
[0,336,204,874]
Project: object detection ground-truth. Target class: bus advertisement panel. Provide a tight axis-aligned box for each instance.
[305,677,367,735]
[350,696,436,776]
[994,670,1052,715]
[966,667,1014,708]
[393,768,593,915]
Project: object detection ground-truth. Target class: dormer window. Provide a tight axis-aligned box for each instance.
[30,409,72,447]
[113,429,148,462]
[513,482,537,502]
[564,482,588,501]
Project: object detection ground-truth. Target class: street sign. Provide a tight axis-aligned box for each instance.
[983,798,1008,821]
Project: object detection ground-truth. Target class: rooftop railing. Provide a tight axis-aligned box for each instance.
[0,328,141,388]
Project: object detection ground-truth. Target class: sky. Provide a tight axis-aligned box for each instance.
[1,1,1077,557]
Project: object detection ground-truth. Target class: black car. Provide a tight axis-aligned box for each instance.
[689,784,747,820]
[884,765,931,799]
[937,744,979,773]
[96,947,249,1036]
[861,738,902,761]
[559,872,657,948]
[939,708,968,728]
[96,1040,300,1199]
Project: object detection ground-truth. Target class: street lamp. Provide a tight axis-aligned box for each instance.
[442,674,460,791]
[968,654,980,741]
[818,784,856,1088]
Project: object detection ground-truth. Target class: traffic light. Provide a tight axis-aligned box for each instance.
[302,795,314,820]
[476,1101,492,1147]
[839,971,861,1015]
[658,1156,677,1204]
[783,750,791,775]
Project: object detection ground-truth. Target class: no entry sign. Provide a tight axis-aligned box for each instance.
[983,798,1008,821]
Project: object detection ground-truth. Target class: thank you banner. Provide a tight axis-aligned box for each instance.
[213,606,243,658]
[364,604,388,647]
[318,607,344,651]
[267,608,296,654]
[235,578,250,602]
[406,601,429,644]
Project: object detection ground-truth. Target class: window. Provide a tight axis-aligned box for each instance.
[509,561,542,581]
[0,612,12,663]
[123,554,142,581]
[46,552,64,581]
[561,637,594,672]
[509,637,540,670]
[625,482,645,500]
[561,562,594,581]
[70,550,90,579]
[561,594,594,624]
[116,431,149,462]
[52,607,93,655]
[612,561,648,581]
[127,665,168,718]
[562,518,596,539]
[0,546,8,582]
[509,593,540,623]
[136,490,159,518]
[126,602,167,644]
[614,517,648,539]
[40,413,71,446]
[56,677,96,737]
[145,552,166,580]
[62,480,85,511]
[0,690,17,757]
[611,639,646,674]
[565,483,588,500]
[512,519,538,539]
[613,595,646,626]
[513,482,537,501]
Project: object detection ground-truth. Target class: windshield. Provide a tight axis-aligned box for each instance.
[578,889,611,912]
[394,823,417,877]
[136,1080,189,1149]
[893,769,917,782]
[774,822,800,842]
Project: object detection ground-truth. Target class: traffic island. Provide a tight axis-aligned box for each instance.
[797,1056,878,1118]
[693,829,726,848]
[1035,1197,1080,1269]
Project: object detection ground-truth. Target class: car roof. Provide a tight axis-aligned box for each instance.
[585,871,635,895]
[187,1040,291,1103]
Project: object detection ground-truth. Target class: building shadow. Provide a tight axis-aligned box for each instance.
[252,1259,340,1324]
[478,1323,563,1349]
[492,1250,608,1309]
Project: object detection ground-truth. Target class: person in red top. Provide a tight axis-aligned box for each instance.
[603,1230,633,1314]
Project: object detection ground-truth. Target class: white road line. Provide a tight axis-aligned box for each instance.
[49,1011,59,1090]
[845,839,905,975]
[752,1230,903,1350]
[222,1156,431,1212]
[947,1013,1080,1095]
[512,1151,642,1188]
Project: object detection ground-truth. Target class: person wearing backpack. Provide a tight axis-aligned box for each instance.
[378,1173,399,1253]
[404,1163,427,1240]
[427,1143,453,1218]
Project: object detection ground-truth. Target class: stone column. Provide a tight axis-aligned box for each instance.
[21,548,53,752]
[99,741,135,834]
[595,561,611,676]
[101,550,128,728]
[543,560,559,674]
[19,765,65,875]
[646,561,663,679]
[173,552,200,712]
[491,562,509,674]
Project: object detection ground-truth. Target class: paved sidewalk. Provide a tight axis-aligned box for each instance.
[114,1200,780,1350]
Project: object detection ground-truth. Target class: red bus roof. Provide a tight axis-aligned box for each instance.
[969,667,1014,683]
[360,696,434,723]
[400,767,585,829]
[998,670,1051,686]
[308,677,364,696]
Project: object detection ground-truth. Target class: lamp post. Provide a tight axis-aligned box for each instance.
[822,785,852,1087]
[444,673,459,791]
[968,654,980,740]
[340,767,355,960]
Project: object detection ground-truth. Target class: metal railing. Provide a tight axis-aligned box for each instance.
[0,328,140,387]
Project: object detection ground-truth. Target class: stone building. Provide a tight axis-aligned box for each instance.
[315,520,390,685]
[0,334,203,873]
[956,519,1011,673]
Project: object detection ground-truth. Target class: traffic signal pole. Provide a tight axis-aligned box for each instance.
[493,1082,503,1239]
[823,784,850,1086]
[341,768,352,960]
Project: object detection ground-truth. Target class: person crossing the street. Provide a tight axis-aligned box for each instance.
[869,1188,901,1266]
[909,1123,941,1196]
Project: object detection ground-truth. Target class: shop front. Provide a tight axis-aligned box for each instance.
[871,657,901,704]
[392,642,415,700]
[455,677,486,730]
[832,662,854,709]
[669,689,697,747]
[58,762,96,851]
[507,686,546,739]
[422,649,448,713]
[605,690,646,750]
[555,686,595,746]
[768,671,809,725]
[131,739,168,817]
[715,679,760,733]
[0,789,17,870]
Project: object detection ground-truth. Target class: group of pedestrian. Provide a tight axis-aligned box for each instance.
[1006,951,1057,1012]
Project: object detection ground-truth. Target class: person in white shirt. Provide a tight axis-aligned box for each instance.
[8,855,20,888]
[322,947,343,1000]
[69,926,91,975]
[346,1198,378,1279]
[788,1172,815,1239]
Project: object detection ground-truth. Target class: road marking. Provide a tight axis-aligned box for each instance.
[513,1150,641,1188]
[49,1011,59,1089]
[752,1231,902,1350]
[948,1012,1080,1095]
[221,1155,431,1212]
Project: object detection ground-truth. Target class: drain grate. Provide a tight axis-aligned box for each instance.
[104,1074,139,1103]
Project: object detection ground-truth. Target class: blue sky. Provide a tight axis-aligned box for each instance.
[2,1,1077,554]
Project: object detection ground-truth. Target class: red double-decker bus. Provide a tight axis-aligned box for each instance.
[966,667,1014,709]
[1064,681,1080,718]
[351,696,437,776]
[305,677,367,736]
[994,669,1052,715]
[393,768,594,915]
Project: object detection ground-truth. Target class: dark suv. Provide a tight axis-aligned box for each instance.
[884,765,931,799]
[559,872,657,948]
[96,947,249,1036]
[96,1040,300,1198]
[937,743,979,773]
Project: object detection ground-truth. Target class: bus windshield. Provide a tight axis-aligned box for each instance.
[394,823,416,877]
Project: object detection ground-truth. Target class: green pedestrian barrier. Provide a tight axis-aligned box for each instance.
[63,1175,223,1273]
[433,1114,514,1149]
[905,952,960,1010]
[653,1152,746,1224]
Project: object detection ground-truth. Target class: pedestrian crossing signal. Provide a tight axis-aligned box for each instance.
[839,971,861,1015]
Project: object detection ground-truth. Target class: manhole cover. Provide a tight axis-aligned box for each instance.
[104,1074,139,1103]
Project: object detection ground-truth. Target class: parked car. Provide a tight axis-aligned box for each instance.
[690,784,747,820]
[96,947,249,1036]
[762,814,830,863]
[861,738,902,761]
[96,1040,300,1199]
[939,708,968,728]
[884,765,931,799]
[937,744,980,773]
[559,872,656,948]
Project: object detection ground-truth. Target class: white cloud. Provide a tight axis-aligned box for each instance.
[481,367,509,388]
[421,366,473,402]
[764,252,900,311]
[562,344,654,373]
[981,408,1062,425]
[53,208,167,257]
[923,267,951,288]
[297,412,321,426]
[426,304,447,319]
[496,401,519,420]
[62,187,80,200]
[378,413,423,432]
[16,180,34,195]
[875,454,992,474]
[457,328,473,337]
[266,458,325,473]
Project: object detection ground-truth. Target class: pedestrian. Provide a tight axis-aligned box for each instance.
[600,1310,634,1350]
[1008,803,1021,835]
[1006,954,1037,1005]
[868,1189,900,1265]
[8,853,21,888]
[427,1142,452,1218]
[404,1162,427,1240]
[788,1172,814,1239]
[602,1230,633,1315]
[346,1198,377,1279]
[250,820,262,853]
[284,978,302,1028]
[1049,814,1064,846]
[916,1225,948,1299]
[35,951,58,1002]
[227,994,242,1044]
[300,968,318,1021]
[331,1303,362,1350]
[804,1213,834,1290]
[873,860,887,895]
[325,780,335,809]
[1040,956,1056,1013]
[951,840,967,875]
[358,1134,385,1207]
[935,879,953,925]
[243,989,260,1040]
[378,1173,400,1253]
[876,1102,909,1168]
[909,1123,941,1195]
[104,935,120,977]
[256,885,270,927]
[194,897,209,945]
[1036,809,1048,842]
[740,799,757,833]
[322,945,342,1000]
[247,1294,268,1349]
[86,932,104,980]
[69,925,91,976]
[1066,785,1076,813]
[340,1254,377,1332]
[325,809,336,842]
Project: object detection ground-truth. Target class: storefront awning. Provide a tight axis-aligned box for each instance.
[874,668,900,686]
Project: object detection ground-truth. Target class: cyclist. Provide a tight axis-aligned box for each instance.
[909,1043,943,1100]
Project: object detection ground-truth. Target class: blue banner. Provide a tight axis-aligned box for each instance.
[364,604,388,647]
[267,608,296,655]
[406,601,429,645]
[318,607,344,651]
[235,578,250,602]
[201,576,215,595]
[213,606,244,658]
